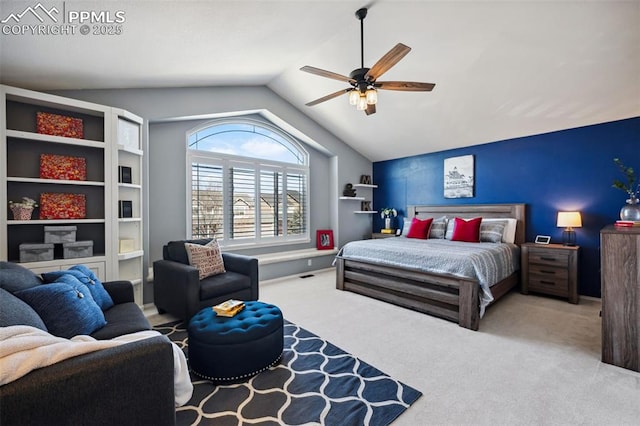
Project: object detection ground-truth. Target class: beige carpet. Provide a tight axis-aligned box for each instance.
[147,268,640,425]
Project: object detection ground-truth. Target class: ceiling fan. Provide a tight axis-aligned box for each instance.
[301,7,435,116]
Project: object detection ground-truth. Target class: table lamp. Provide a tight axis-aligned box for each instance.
[557,211,582,246]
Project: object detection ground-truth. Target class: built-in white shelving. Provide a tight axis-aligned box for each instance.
[1,85,145,305]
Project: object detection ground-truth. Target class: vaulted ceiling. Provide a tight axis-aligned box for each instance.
[1,1,638,161]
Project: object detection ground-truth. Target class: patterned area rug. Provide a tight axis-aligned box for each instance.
[154,320,421,425]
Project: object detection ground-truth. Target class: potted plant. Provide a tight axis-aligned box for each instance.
[612,158,640,221]
[9,197,38,221]
[380,207,397,230]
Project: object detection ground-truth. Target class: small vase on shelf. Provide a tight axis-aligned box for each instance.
[385,217,392,230]
[10,206,34,220]
[620,196,640,221]
[8,197,38,220]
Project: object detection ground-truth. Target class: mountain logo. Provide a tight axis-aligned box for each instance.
[1,2,60,24]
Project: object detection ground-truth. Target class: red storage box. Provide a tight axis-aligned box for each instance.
[39,193,86,219]
[36,112,84,138]
[40,154,87,181]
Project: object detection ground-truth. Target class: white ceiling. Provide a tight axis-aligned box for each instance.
[1,0,639,161]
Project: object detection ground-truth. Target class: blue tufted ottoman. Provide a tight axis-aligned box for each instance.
[187,301,284,382]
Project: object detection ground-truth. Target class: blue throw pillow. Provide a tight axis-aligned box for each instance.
[42,266,114,311]
[15,277,107,339]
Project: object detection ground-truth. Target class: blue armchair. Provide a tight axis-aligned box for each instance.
[153,239,259,321]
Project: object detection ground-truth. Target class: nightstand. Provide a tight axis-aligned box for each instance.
[372,232,397,239]
[521,243,579,304]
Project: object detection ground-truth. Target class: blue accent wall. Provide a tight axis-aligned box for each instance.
[372,117,640,298]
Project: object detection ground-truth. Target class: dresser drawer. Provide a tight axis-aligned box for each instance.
[528,250,570,268]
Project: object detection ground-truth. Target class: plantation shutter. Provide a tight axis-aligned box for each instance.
[260,170,283,237]
[286,172,307,236]
[191,163,224,239]
[229,166,256,240]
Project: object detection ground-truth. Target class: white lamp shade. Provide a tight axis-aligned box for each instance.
[557,211,582,228]
[365,88,378,105]
[348,90,360,106]
[356,95,368,110]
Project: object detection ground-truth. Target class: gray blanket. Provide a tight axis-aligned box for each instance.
[337,237,520,314]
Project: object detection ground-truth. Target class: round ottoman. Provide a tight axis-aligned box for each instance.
[187,301,284,382]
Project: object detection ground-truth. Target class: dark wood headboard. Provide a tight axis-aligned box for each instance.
[407,204,526,245]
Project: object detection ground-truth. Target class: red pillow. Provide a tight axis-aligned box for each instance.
[406,217,433,239]
[451,217,482,242]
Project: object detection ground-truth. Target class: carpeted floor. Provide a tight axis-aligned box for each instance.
[147,268,640,425]
[154,319,421,425]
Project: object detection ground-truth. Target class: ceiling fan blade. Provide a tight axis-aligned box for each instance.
[300,66,355,84]
[365,104,376,116]
[306,88,351,107]
[375,81,435,92]
[364,43,411,81]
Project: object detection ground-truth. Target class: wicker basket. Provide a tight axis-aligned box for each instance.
[10,206,34,220]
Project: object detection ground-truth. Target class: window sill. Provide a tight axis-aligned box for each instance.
[255,248,338,265]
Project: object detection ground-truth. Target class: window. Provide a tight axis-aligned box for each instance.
[187,119,309,247]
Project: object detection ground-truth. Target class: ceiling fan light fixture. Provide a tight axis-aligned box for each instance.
[300,7,435,115]
[356,95,368,111]
[348,89,360,106]
[365,87,378,105]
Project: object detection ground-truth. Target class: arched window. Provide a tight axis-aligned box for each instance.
[187,118,309,247]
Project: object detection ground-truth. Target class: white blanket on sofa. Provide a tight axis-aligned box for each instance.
[0,325,193,406]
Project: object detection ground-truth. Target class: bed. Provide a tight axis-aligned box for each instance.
[335,204,526,330]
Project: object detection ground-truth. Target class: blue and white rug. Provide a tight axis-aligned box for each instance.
[155,320,422,425]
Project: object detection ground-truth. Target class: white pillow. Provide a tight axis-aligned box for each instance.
[185,239,226,279]
[401,218,412,237]
[482,218,518,243]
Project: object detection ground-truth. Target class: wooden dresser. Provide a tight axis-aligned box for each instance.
[600,225,640,372]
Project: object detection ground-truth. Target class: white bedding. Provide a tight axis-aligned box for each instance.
[338,237,520,315]
[0,325,193,406]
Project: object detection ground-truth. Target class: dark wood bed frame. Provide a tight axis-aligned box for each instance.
[335,204,526,331]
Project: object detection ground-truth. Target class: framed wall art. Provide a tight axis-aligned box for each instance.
[444,155,474,198]
[39,193,86,219]
[316,229,334,250]
[36,112,83,139]
[40,154,87,181]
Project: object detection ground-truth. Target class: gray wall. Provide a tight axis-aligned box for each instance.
[52,86,372,299]
[147,114,330,261]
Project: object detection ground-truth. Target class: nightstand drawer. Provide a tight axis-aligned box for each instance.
[528,250,570,268]
[529,265,569,280]
[528,276,569,296]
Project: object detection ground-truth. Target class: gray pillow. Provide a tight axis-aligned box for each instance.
[480,220,507,243]
[0,261,42,293]
[0,287,47,330]
[429,216,448,239]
